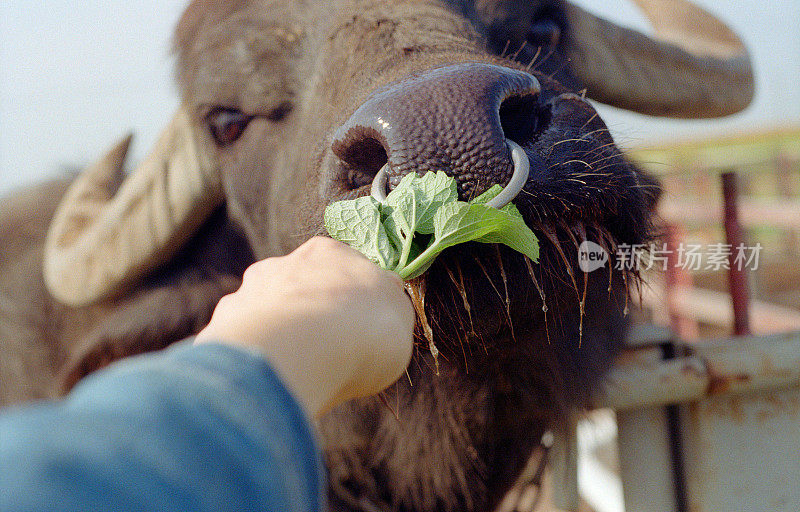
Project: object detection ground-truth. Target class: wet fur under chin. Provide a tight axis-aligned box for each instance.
[317,231,636,512]
[321,354,547,512]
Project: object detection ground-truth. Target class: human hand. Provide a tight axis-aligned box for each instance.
[196,237,415,417]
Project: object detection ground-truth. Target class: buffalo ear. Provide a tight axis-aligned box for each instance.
[56,209,254,394]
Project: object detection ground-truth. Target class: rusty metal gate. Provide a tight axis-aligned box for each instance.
[548,325,800,512]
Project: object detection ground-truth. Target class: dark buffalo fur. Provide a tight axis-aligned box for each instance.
[0,1,660,511]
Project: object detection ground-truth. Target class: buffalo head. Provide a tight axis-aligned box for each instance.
[39,0,752,510]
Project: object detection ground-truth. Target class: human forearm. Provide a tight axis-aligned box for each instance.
[0,342,325,512]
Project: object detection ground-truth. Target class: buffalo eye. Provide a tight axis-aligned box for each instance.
[206,107,254,147]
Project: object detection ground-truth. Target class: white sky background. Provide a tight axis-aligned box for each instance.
[1,1,798,193]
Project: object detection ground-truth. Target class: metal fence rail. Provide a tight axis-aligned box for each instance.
[552,327,800,512]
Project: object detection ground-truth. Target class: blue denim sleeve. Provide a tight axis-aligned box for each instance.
[0,341,326,512]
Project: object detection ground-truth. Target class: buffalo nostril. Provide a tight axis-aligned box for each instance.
[498,94,550,147]
[332,127,388,190]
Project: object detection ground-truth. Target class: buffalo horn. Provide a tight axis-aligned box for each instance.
[43,107,222,306]
[563,0,754,118]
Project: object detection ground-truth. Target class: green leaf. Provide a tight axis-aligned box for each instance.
[383,171,458,268]
[432,202,499,247]
[469,186,538,260]
[398,202,539,279]
[472,209,539,262]
[386,171,457,235]
[471,184,523,217]
[471,184,503,205]
[325,171,538,280]
[324,195,399,269]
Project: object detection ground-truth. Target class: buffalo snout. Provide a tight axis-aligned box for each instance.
[331,63,546,199]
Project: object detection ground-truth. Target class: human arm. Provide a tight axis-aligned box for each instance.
[1,237,414,511]
[0,342,326,512]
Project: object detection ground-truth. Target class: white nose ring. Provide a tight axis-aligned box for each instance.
[370,139,529,209]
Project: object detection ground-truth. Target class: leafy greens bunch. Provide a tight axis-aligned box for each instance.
[324,171,539,280]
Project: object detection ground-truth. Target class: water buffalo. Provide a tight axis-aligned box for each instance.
[0,0,752,510]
